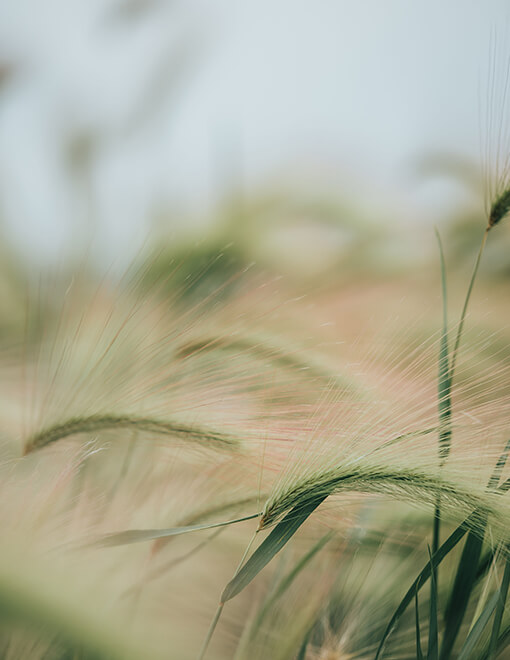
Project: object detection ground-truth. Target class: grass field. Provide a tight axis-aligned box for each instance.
[0,202,509,659]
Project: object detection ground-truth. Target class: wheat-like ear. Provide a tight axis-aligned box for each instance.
[484,37,510,230]
[174,332,367,397]
[260,460,500,531]
[488,187,510,227]
[214,459,507,612]
[23,413,241,454]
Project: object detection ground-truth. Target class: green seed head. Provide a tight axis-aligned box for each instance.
[489,187,510,228]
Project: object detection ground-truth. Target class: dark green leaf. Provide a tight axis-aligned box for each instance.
[427,546,438,660]
[251,531,333,634]
[376,444,510,659]
[415,587,424,660]
[458,591,500,660]
[375,516,471,659]
[488,555,510,659]
[221,495,327,603]
[297,630,311,660]
[440,521,487,659]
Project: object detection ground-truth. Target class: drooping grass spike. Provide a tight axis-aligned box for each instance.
[488,186,510,228]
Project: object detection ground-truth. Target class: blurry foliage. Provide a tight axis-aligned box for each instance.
[446,214,510,276]
[138,239,250,302]
[416,151,510,276]
[141,190,401,300]
[0,248,27,343]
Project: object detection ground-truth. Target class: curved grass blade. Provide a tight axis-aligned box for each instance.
[457,590,500,660]
[482,622,510,660]
[374,515,474,659]
[439,440,510,658]
[250,531,333,635]
[415,587,424,660]
[439,518,488,659]
[221,495,327,603]
[199,531,259,660]
[91,512,261,547]
[449,228,488,383]
[376,444,510,659]
[488,439,510,492]
[487,554,510,659]
[427,546,438,660]
[119,495,267,601]
[122,529,225,601]
[297,630,311,660]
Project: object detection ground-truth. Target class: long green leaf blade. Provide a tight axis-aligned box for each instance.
[251,531,333,634]
[440,439,510,658]
[458,591,500,660]
[448,228,488,383]
[427,546,438,660]
[92,512,260,547]
[221,495,327,603]
[439,521,487,659]
[488,555,510,659]
[297,630,311,660]
[376,445,510,659]
[415,587,424,660]
[374,517,472,659]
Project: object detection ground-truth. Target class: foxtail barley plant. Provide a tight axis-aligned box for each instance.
[2,42,510,660]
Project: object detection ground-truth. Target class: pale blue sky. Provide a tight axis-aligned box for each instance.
[0,0,509,263]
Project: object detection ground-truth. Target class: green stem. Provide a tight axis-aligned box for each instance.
[198,529,259,660]
[197,602,225,660]
[433,229,449,590]
[432,498,441,557]
[449,227,489,385]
